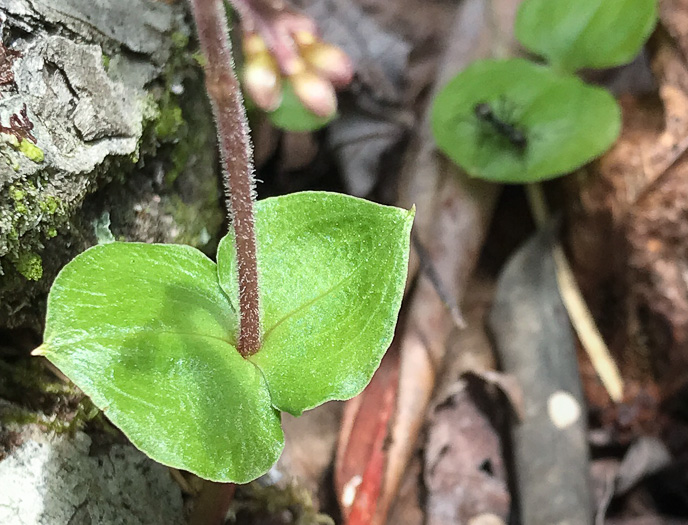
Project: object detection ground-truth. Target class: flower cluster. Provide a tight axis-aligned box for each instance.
[240,8,353,118]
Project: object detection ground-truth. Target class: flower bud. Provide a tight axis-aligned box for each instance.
[243,32,268,58]
[282,55,306,77]
[290,69,337,118]
[302,42,354,88]
[293,30,317,48]
[243,54,282,111]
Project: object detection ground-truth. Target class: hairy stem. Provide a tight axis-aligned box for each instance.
[189,0,261,357]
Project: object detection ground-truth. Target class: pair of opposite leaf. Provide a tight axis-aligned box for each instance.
[432,0,657,183]
[38,192,414,483]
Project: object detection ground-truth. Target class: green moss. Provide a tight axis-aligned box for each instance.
[159,73,223,249]
[14,252,43,281]
[167,134,191,185]
[228,483,334,524]
[2,183,66,269]
[1,134,45,164]
[18,140,44,163]
[192,52,207,68]
[102,53,111,71]
[171,31,190,50]
[0,359,74,396]
[0,357,102,434]
[2,184,65,259]
[1,179,72,297]
[38,195,60,215]
[1,400,102,434]
[0,23,214,326]
[155,102,184,140]
[10,188,25,202]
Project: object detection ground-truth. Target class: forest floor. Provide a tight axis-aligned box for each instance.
[3,0,688,524]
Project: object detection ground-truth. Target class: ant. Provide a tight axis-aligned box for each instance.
[473,102,527,152]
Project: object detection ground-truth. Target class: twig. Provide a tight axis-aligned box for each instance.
[411,232,466,329]
[525,183,624,402]
[190,0,261,357]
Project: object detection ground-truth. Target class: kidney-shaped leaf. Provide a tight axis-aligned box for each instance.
[38,243,284,483]
[431,58,621,183]
[218,192,414,416]
[516,0,657,72]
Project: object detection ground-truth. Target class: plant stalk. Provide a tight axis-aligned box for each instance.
[189,0,262,357]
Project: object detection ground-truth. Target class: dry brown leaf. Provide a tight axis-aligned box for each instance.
[424,383,510,525]
[565,24,688,427]
[276,401,342,498]
[489,225,592,525]
[333,0,524,522]
[335,347,400,524]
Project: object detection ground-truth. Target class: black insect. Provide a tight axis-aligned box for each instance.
[473,102,527,152]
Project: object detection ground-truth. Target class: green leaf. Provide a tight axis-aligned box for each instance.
[218,192,414,416]
[268,80,334,132]
[40,243,284,483]
[516,0,657,72]
[431,58,621,183]
[39,192,413,482]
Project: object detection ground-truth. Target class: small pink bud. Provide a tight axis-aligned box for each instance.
[293,30,317,47]
[290,70,337,118]
[242,32,268,58]
[244,54,282,111]
[282,55,306,77]
[302,42,354,88]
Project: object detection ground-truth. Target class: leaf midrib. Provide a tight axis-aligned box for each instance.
[260,231,391,345]
[46,329,236,349]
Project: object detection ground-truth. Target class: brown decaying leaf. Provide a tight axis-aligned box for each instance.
[590,458,619,525]
[384,454,424,525]
[424,383,510,525]
[489,225,592,525]
[277,401,342,498]
[461,369,524,421]
[345,350,399,525]
[606,518,688,525]
[388,275,508,525]
[659,0,688,62]
[334,0,523,522]
[335,344,399,524]
[566,14,688,431]
[346,0,460,105]
[615,437,671,496]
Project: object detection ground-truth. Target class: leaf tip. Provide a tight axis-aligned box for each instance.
[31,344,47,356]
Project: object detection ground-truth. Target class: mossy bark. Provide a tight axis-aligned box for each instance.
[0,0,224,331]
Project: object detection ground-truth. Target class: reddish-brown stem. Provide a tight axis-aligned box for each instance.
[189,482,236,525]
[189,0,261,357]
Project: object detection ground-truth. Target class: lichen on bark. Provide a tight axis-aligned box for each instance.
[0,0,224,330]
